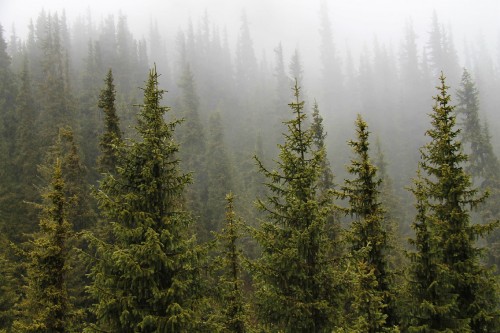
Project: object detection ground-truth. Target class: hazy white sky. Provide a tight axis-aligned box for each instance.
[1,0,499,65]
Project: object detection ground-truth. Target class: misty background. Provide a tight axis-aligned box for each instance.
[2,0,500,231]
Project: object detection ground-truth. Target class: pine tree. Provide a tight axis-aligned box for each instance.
[36,13,75,150]
[212,193,248,333]
[310,101,340,250]
[311,101,334,196]
[456,69,489,179]
[205,112,234,238]
[38,127,95,233]
[253,82,338,332]
[455,69,500,268]
[318,1,342,114]
[407,73,500,332]
[85,66,201,332]
[406,169,453,332]
[13,159,75,333]
[176,64,207,237]
[0,24,19,240]
[97,68,122,173]
[339,115,395,332]
[289,48,304,89]
[78,40,104,183]
[0,236,19,333]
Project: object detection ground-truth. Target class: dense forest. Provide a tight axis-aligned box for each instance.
[0,2,500,332]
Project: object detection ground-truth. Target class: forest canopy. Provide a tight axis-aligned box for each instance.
[0,1,499,332]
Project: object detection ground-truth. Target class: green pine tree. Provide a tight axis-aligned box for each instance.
[407,73,500,332]
[406,168,454,332]
[0,236,19,333]
[85,66,202,332]
[339,115,395,332]
[212,193,248,333]
[12,159,76,333]
[97,68,122,173]
[253,82,338,332]
[176,64,207,237]
[455,69,500,269]
[206,112,234,238]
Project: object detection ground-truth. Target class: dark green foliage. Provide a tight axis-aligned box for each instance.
[253,82,338,332]
[13,159,75,333]
[85,67,202,332]
[407,169,453,332]
[0,24,20,240]
[97,68,122,173]
[407,73,500,332]
[39,127,95,232]
[311,101,335,197]
[339,115,395,332]
[5,58,39,242]
[0,238,19,333]
[212,193,248,333]
[310,102,341,253]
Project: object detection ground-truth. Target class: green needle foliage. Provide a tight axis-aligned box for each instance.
[85,66,202,332]
[407,73,500,332]
[13,159,75,333]
[97,68,122,173]
[253,82,338,333]
[339,115,395,332]
[212,193,248,333]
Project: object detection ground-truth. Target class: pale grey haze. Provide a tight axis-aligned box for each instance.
[2,0,499,56]
[2,0,500,169]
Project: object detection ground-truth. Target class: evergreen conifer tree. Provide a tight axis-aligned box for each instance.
[85,66,201,332]
[407,73,500,332]
[0,236,19,333]
[455,69,500,268]
[456,69,490,179]
[310,101,340,250]
[253,82,338,332]
[339,115,395,331]
[97,68,122,173]
[206,112,234,237]
[13,159,75,333]
[212,193,248,333]
[176,64,207,237]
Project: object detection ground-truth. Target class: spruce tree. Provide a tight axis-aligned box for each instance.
[0,24,19,241]
[176,64,207,238]
[13,159,75,333]
[97,68,122,173]
[0,237,18,333]
[85,66,201,332]
[456,69,490,179]
[455,69,500,269]
[212,193,248,333]
[406,169,453,332]
[206,112,234,237]
[310,101,340,250]
[311,101,334,197]
[407,73,500,332]
[253,82,338,332]
[339,115,395,331]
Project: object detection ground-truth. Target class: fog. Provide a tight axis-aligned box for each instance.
[3,0,499,58]
[2,3,500,329]
[2,0,500,189]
